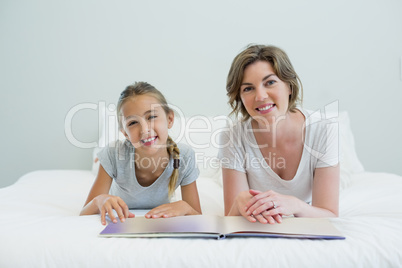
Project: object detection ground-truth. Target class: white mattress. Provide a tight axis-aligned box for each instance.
[0,170,401,267]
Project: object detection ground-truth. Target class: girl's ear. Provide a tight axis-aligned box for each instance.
[167,111,175,129]
[120,128,129,139]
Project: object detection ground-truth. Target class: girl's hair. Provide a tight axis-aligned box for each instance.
[117,81,180,197]
[226,44,303,121]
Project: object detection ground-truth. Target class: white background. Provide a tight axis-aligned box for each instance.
[1,0,401,187]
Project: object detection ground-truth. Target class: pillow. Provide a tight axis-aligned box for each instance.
[337,111,365,188]
[338,112,364,173]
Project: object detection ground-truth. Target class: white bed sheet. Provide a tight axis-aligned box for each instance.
[0,170,401,267]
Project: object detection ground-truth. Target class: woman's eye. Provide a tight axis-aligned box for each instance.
[266,80,276,86]
[128,121,137,127]
[243,87,253,92]
[148,115,157,120]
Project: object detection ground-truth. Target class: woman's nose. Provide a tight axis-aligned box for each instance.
[255,86,268,101]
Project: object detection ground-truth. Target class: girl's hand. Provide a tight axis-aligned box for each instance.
[144,200,198,219]
[245,189,302,224]
[94,194,135,225]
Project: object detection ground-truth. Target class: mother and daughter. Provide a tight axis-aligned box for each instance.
[80,44,339,225]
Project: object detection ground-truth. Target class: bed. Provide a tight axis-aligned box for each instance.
[1,111,402,267]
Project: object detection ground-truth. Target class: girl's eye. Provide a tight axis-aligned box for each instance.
[266,80,276,86]
[128,121,137,127]
[148,115,157,120]
[242,87,253,92]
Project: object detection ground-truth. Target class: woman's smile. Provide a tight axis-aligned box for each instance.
[256,103,275,114]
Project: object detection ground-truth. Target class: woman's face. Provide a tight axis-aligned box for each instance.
[120,95,174,156]
[240,60,291,125]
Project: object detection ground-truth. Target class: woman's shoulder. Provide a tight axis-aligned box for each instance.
[297,107,338,126]
[298,107,339,141]
[220,117,252,137]
[220,117,252,144]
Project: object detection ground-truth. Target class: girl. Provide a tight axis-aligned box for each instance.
[80,82,201,225]
[219,44,339,224]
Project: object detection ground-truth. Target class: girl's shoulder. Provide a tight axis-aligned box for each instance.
[175,142,195,158]
[98,139,132,157]
[104,139,132,150]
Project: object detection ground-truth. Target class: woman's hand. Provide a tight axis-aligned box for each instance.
[94,194,135,225]
[229,190,280,224]
[229,190,260,223]
[144,200,199,219]
[245,189,304,223]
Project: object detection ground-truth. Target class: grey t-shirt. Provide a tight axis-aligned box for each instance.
[97,140,199,209]
[218,108,339,203]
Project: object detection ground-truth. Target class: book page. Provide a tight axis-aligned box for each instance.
[221,216,344,239]
[100,215,223,237]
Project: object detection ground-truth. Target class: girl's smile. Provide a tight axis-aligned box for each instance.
[141,136,158,146]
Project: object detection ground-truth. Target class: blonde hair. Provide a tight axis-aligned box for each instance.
[117,81,180,197]
[226,44,303,121]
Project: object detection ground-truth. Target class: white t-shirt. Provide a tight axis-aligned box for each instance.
[217,108,339,203]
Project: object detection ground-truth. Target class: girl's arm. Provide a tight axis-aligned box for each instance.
[144,181,201,218]
[181,181,202,214]
[80,164,133,225]
[246,165,340,219]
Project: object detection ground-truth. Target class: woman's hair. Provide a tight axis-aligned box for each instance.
[226,44,303,121]
[117,81,180,197]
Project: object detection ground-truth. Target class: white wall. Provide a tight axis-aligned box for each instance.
[1,0,401,187]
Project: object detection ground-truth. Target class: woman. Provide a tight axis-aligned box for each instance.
[218,44,339,224]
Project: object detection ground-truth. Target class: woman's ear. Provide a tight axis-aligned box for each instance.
[287,83,292,96]
[167,111,175,129]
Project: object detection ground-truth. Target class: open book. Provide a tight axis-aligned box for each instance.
[99,215,344,240]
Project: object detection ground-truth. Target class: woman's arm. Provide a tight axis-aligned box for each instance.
[222,168,252,216]
[247,165,340,218]
[144,181,201,218]
[224,168,282,223]
[305,164,340,217]
[80,164,133,225]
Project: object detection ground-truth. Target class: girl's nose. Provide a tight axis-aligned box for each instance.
[255,86,268,102]
[141,126,150,134]
[140,120,150,134]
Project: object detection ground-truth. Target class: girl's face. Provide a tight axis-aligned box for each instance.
[240,60,291,125]
[120,95,174,156]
